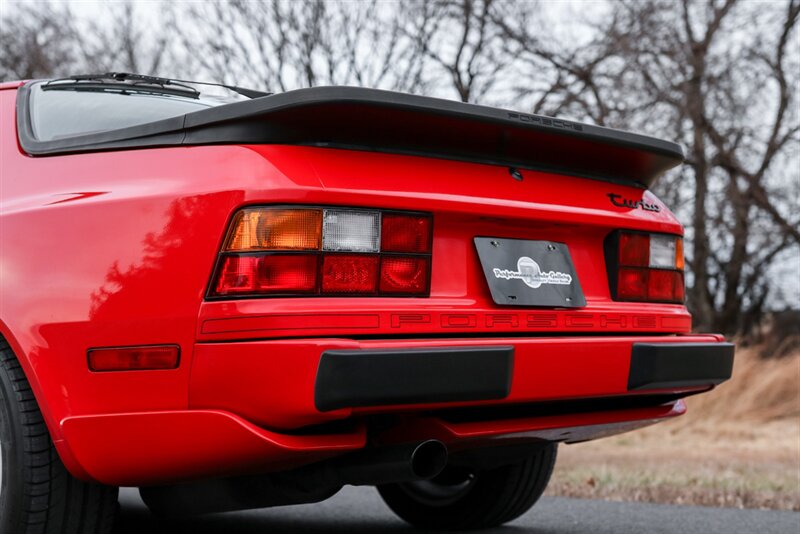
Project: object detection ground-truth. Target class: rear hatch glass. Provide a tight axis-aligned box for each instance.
[28,83,241,141]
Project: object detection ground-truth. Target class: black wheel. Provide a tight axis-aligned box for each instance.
[377,443,557,530]
[0,338,119,534]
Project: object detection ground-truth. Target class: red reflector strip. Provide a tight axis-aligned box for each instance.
[380,256,430,295]
[88,345,180,372]
[322,254,379,293]
[381,214,432,253]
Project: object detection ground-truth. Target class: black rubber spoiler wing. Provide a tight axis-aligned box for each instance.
[18,84,683,188]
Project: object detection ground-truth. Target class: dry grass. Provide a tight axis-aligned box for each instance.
[547,346,800,510]
[676,344,800,423]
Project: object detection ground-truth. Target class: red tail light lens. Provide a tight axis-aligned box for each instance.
[617,267,648,300]
[618,233,649,266]
[647,269,677,301]
[214,254,318,295]
[608,231,684,303]
[88,345,180,372]
[259,255,318,293]
[381,214,432,253]
[322,255,379,293]
[380,256,430,295]
[210,207,432,298]
[214,255,259,294]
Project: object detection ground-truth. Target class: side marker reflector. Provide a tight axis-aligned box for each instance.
[88,345,180,372]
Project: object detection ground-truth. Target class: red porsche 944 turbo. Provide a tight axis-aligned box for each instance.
[0,74,734,533]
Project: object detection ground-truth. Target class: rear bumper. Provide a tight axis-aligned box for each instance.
[189,334,730,429]
[57,334,732,486]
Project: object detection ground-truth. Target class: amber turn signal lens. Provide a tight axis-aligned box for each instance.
[224,208,322,251]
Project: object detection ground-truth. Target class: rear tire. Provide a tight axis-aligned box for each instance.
[0,339,119,534]
[377,443,557,530]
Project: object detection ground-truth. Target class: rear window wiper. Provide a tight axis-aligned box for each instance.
[43,72,271,100]
[44,73,202,99]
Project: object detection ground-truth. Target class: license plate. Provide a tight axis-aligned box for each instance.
[474,237,586,307]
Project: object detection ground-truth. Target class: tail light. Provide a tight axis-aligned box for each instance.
[210,207,432,298]
[606,231,684,304]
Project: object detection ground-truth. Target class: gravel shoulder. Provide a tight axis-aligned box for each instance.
[548,418,799,510]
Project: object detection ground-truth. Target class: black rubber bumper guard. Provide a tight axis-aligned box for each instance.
[627,342,735,390]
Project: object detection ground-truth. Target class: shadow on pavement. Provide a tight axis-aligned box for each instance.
[112,488,540,534]
[112,507,536,534]
[112,488,800,534]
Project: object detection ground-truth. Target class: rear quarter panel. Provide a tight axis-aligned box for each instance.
[0,87,326,438]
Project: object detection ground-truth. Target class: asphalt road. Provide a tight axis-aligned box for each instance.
[113,486,798,534]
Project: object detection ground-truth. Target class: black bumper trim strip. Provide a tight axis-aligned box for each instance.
[628,342,735,390]
[314,346,514,412]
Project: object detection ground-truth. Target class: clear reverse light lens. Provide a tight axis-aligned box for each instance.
[649,234,677,268]
[322,209,380,252]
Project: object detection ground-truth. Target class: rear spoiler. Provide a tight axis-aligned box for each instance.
[17,84,683,188]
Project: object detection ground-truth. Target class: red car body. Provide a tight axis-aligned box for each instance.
[0,78,732,496]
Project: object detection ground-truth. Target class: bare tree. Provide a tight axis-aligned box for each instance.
[491,1,622,123]
[78,1,175,76]
[0,2,81,80]
[177,0,542,102]
[177,0,429,93]
[1,0,175,80]
[400,0,512,103]
[508,0,800,336]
